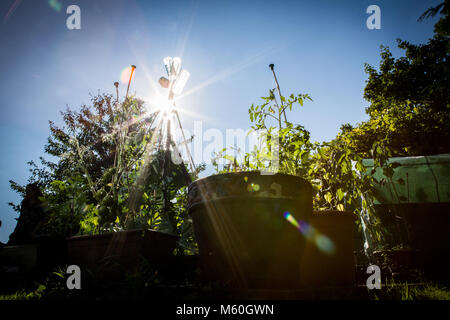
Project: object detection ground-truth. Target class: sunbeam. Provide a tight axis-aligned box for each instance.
[177,45,282,101]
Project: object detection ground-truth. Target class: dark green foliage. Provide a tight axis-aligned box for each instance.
[419,0,449,37]
[7,183,46,245]
[9,92,200,253]
[213,5,450,251]
[343,1,450,157]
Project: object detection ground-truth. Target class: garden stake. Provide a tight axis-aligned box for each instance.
[125,65,136,100]
[269,63,287,123]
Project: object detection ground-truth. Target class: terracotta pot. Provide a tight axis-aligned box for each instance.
[188,172,313,289]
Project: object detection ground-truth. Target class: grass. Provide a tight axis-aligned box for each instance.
[2,261,450,300]
[369,281,450,300]
[3,275,450,300]
[0,284,46,300]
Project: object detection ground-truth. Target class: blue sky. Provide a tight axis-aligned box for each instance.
[0,0,441,242]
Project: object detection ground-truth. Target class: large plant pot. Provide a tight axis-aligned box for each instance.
[0,245,38,273]
[35,235,68,272]
[66,229,178,272]
[0,236,67,276]
[299,210,356,288]
[373,203,450,283]
[188,172,312,289]
[362,154,450,284]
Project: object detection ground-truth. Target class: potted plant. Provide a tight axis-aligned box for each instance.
[188,85,319,289]
[8,85,196,274]
[189,78,370,289]
[297,137,376,289]
[65,148,188,272]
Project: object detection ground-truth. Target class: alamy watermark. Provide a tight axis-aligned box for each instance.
[366,264,382,289]
[366,5,381,30]
[66,265,81,290]
[168,121,279,175]
[62,5,379,31]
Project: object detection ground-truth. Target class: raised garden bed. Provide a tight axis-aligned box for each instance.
[66,229,179,272]
[0,244,38,273]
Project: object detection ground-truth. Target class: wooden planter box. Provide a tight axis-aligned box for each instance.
[299,210,356,288]
[66,229,179,271]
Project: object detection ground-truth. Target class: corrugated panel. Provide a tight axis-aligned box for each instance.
[362,154,450,204]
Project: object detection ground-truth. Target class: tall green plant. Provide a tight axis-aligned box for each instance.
[213,89,394,249]
[9,91,200,253]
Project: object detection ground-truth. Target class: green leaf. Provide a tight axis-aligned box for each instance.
[355,161,365,172]
[317,148,325,157]
[336,188,345,201]
[324,192,333,204]
[269,90,275,100]
[223,155,236,162]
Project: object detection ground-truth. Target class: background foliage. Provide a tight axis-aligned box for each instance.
[213,2,449,250]
[7,1,449,254]
[9,92,200,254]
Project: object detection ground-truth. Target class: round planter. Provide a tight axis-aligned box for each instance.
[0,244,38,273]
[299,210,356,288]
[188,171,312,289]
[66,229,178,272]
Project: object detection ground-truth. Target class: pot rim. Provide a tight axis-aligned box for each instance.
[66,228,179,241]
[189,171,310,188]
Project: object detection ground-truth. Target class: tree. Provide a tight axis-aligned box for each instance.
[9,90,199,252]
[338,2,450,157]
[419,0,449,37]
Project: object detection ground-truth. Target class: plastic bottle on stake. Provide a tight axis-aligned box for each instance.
[173,70,190,95]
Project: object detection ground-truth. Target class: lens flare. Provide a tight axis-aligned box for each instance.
[144,93,174,115]
[284,212,300,229]
[315,234,335,254]
[4,0,22,24]
[48,0,62,12]
[283,211,335,255]
[247,183,260,192]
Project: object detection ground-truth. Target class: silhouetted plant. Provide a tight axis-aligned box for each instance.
[9,92,200,254]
